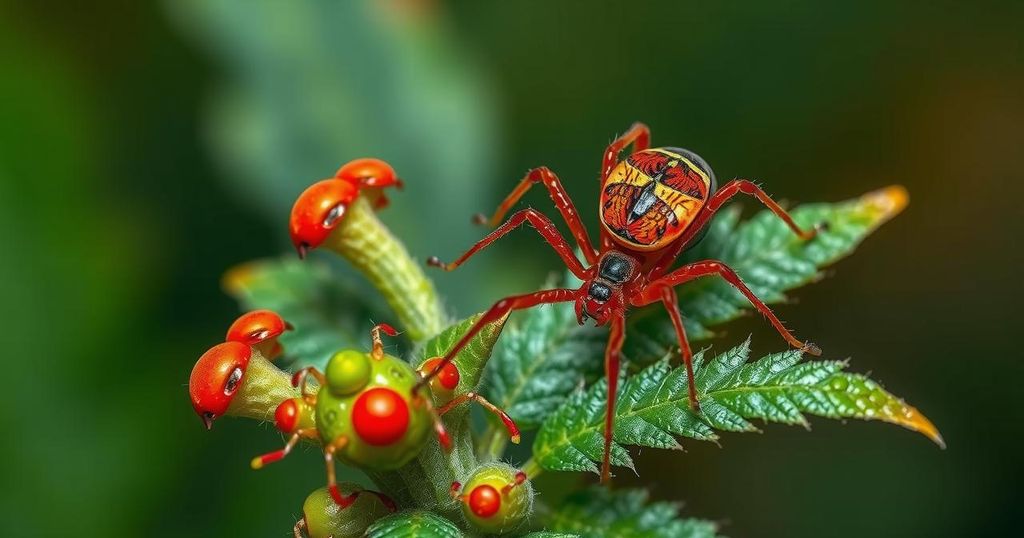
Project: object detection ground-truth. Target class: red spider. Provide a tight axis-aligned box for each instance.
[419,122,824,482]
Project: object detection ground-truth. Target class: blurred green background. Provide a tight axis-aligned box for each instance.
[1,1,1020,536]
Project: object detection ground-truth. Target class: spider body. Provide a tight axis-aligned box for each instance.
[600,147,716,252]
[422,122,823,482]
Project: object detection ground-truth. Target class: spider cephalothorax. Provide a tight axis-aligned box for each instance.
[422,122,824,482]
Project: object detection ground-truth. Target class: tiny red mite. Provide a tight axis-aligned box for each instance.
[420,122,826,483]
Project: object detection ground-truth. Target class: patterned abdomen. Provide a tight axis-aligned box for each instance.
[599,148,713,251]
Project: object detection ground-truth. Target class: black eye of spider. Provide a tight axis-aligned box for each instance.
[589,282,612,302]
[599,256,630,284]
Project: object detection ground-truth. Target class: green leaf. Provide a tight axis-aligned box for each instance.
[416,312,508,395]
[518,533,580,538]
[546,488,720,538]
[626,186,909,361]
[222,257,387,371]
[483,288,606,430]
[364,510,463,538]
[532,338,943,473]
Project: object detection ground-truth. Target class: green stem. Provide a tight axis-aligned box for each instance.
[326,196,446,342]
[226,352,300,422]
[520,458,542,481]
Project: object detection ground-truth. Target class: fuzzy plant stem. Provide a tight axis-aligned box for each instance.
[227,352,300,421]
[325,196,446,342]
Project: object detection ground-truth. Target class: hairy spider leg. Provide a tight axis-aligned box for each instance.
[416,289,577,390]
[474,167,599,264]
[292,367,326,406]
[438,392,521,444]
[599,122,651,251]
[370,322,398,360]
[428,208,588,279]
[640,261,821,356]
[323,436,398,510]
[600,314,626,484]
[649,179,821,278]
[251,428,318,469]
[659,286,700,411]
[601,122,651,181]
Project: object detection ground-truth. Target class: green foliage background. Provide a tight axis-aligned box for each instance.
[0,1,1020,536]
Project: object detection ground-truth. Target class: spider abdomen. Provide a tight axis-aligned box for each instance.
[599,147,715,251]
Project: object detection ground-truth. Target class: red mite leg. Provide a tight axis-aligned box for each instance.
[600,314,626,484]
[417,289,577,391]
[292,367,326,405]
[415,392,453,451]
[650,179,821,278]
[643,261,821,356]
[322,436,398,511]
[473,167,599,265]
[428,208,588,280]
[601,122,651,181]
[370,323,398,360]
[438,392,521,444]
[501,471,528,495]
[251,428,316,469]
[659,287,700,412]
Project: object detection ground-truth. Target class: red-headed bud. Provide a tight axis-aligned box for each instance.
[335,158,401,190]
[225,309,292,361]
[289,179,360,257]
[189,341,252,430]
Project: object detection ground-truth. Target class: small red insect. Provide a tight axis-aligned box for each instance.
[290,158,402,258]
[422,122,823,482]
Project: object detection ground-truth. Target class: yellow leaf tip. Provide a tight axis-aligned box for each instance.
[861,185,909,221]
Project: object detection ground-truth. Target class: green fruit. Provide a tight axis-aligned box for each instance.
[458,463,533,534]
[316,351,433,470]
[300,485,392,538]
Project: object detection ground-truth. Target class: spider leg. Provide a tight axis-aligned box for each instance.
[474,167,599,264]
[650,179,822,278]
[416,289,577,391]
[599,122,651,251]
[659,287,700,412]
[427,208,588,279]
[601,122,651,181]
[600,314,626,484]
[641,260,821,355]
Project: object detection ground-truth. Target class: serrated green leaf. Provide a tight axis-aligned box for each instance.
[532,338,943,473]
[483,294,606,430]
[546,488,720,538]
[364,510,463,538]
[626,186,909,361]
[416,312,508,395]
[222,257,387,371]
